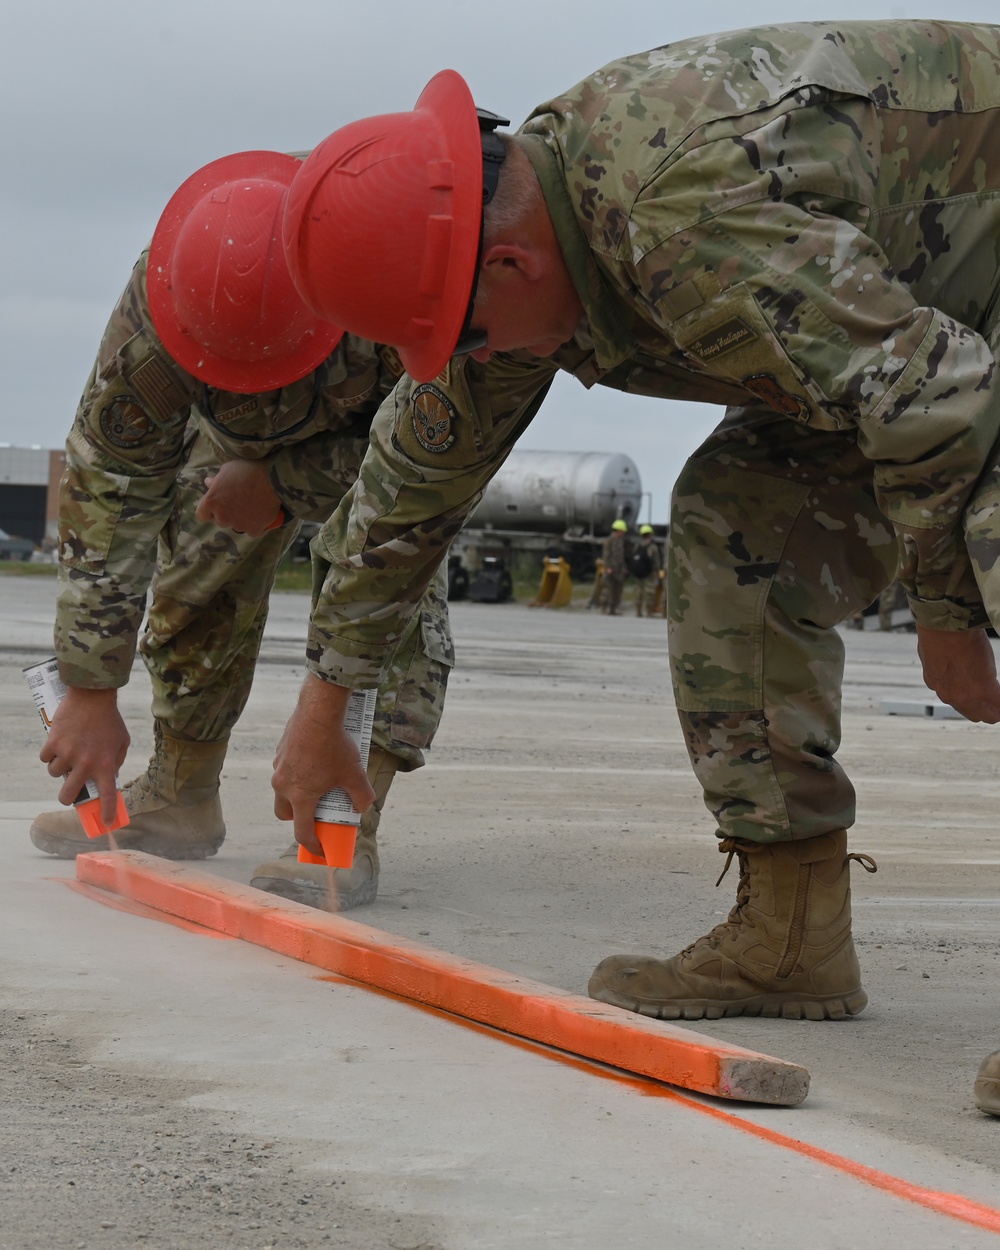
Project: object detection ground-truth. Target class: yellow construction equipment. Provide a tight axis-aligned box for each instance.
[530,556,574,608]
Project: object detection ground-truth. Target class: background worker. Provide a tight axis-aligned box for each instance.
[599,519,628,615]
[630,525,662,618]
[32,152,453,911]
[264,20,1000,1025]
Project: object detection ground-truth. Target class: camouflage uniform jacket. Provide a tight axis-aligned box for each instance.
[56,250,404,688]
[601,531,627,579]
[306,20,1000,687]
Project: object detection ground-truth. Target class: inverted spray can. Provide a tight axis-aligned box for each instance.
[23,657,130,838]
[298,687,377,869]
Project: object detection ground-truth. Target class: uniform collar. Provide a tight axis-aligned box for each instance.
[518,133,635,375]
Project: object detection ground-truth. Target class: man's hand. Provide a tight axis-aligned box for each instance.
[39,686,129,824]
[195,459,283,536]
[916,624,1000,722]
[271,673,377,855]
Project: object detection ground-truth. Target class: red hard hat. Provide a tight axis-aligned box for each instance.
[148,151,344,393]
[282,71,482,383]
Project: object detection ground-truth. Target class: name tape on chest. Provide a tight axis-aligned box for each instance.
[685,318,758,362]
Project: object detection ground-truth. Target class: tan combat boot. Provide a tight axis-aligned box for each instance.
[249,747,399,912]
[588,829,876,1021]
[974,1051,1000,1115]
[29,723,227,859]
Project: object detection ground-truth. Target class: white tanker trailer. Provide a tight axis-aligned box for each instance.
[467,449,643,535]
[449,450,649,602]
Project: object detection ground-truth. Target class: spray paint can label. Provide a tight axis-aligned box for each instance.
[313,687,377,827]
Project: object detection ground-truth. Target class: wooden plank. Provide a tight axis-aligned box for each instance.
[76,851,810,1106]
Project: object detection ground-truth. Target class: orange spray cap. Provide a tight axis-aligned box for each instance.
[76,792,130,839]
[297,821,357,869]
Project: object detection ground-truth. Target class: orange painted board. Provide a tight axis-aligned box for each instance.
[75,851,809,1106]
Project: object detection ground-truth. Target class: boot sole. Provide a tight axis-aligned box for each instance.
[591,985,868,1022]
[29,827,225,861]
[249,873,379,913]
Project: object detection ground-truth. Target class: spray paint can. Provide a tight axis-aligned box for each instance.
[298,686,377,869]
[23,657,130,838]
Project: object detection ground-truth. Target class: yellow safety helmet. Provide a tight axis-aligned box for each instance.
[639,524,654,535]
[611,519,628,532]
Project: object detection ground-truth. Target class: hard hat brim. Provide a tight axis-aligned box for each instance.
[283,72,484,385]
[396,71,484,382]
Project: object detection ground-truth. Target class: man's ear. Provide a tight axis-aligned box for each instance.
[480,242,546,281]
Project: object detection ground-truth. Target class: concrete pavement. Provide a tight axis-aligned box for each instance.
[3,573,1000,1248]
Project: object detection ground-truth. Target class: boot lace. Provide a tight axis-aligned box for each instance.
[677,838,763,956]
[682,839,878,958]
[120,748,164,812]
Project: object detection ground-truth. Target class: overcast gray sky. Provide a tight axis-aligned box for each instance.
[3,0,996,521]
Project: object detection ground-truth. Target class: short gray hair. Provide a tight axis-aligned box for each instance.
[483,136,543,242]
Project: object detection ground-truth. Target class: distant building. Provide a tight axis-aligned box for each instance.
[0,446,64,544]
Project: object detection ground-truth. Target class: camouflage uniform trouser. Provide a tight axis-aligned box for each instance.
[668,408,899,844]
[634,575,656,617]
[139,430,453,770]
[601,574,625,614]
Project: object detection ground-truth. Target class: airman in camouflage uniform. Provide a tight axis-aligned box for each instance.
[632,526,663,617]
[31,249,454,910]
[599,520,628,614]
[270,21,1000,1014]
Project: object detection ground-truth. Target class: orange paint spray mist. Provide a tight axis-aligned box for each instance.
[298,687,377,869]
[23,657,130,838]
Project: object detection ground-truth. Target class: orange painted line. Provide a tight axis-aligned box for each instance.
[316,971,1000,1238]
[75,850,808,1106]
[676,1092,1000,1237]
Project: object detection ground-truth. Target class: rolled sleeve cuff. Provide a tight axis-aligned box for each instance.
[907,595,991,631]
[53,579,143,690]
[304,627,395,689]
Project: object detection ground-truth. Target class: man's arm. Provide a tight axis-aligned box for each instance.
[627,94,1000,637]
[39,688,129,822]
[651,200,1000,709]
[50,253,200,812]
[270,353,556,834]
[628,112,1000,710]
[196,458,283,534]
[916,625,1000,722]
[271,673,376,853]
[56,253,200,690]
[197,335,403,526]
[305,356,556,685]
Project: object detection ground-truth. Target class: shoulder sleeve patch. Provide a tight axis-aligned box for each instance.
[410,384,458,454]
[99,396,155,448]
[388,366,492,472]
